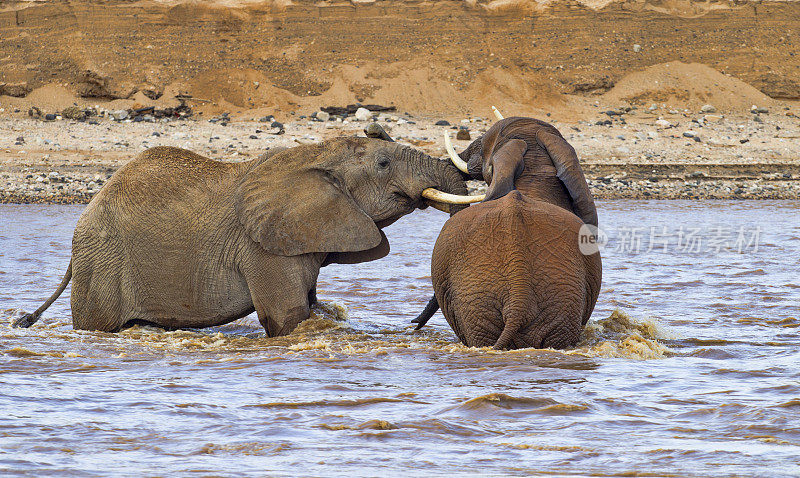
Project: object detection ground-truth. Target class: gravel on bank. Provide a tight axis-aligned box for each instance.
[2,104,800,203]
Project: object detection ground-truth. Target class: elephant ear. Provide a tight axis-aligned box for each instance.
[235,161,382,256]
[323,230,390,265]
[536,130,599,227]
[484,139,527,202]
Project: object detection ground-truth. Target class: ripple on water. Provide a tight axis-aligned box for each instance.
[439,393,590,418]
[244,397,419,410]
[315,417,503,441]
[731,268,768,276]
[3,202,800,476]
[194,441,290,456]
[337,419,399,431]
[774,400,800,409]
[685,347,739,360]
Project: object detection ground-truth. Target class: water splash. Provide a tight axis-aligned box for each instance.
[570,309,674,359]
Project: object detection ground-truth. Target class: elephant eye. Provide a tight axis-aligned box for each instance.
[377,157,390,169]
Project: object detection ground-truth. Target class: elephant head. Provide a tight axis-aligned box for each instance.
[443,117,598,227]
[364,122,483,216]
[235,137,478,260]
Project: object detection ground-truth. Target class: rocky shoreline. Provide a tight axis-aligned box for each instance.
[3,169,799,204]
[2,103,800,203]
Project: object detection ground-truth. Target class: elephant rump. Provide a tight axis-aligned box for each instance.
[432,193,601,350]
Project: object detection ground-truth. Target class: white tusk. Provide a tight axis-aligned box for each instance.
[424,199,451,213]
[422,188,485,204]
[444,132,469,174]
[492,106,504,120]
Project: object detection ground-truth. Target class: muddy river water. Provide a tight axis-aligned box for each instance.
[1,201,798,476]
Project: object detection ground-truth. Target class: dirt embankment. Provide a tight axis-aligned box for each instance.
[1,0,800,203]
[1,0,799,119]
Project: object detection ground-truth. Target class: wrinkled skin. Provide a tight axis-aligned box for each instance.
[15,138,467,336]
[416,117,602,350]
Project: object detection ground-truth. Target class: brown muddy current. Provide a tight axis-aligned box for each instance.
[1,201,798,476]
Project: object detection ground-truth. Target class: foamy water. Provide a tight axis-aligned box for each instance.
[1,201,799,476]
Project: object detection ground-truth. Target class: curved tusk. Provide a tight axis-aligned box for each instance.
[491,106,504,120]
[422,188,485,204]
[444,132,469,174]
[424,199,451,213]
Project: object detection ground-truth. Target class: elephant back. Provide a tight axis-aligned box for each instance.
[99,146,239,211]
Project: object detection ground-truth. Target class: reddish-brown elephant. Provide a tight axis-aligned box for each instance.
[413,117,602,350]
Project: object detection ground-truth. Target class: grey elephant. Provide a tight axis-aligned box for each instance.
[413,117,602,350]
[14,138,479,335]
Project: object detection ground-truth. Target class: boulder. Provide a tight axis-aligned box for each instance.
[110,110,129,121]
[754,73,800,100]
[354,107,372,121]
[61,106,88,121]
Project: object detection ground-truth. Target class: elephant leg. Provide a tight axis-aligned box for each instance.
[513,297,585,350]
[69,227,136,332]
[247,278,311,337]
[440,289,505,347]
[540,325,582,349]
[248,279,312,337]
[260,301,311,337]
[70,255,127,332]
[581,253,603,326]
[242,253,319,337]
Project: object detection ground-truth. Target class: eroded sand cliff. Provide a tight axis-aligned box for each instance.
[1,0,798,118]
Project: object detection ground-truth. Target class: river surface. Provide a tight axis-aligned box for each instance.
[1,201,799,476]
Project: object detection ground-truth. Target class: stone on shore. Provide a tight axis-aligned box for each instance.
[354,108,372,121]
[111,110,129,121]
[61,106,88,121]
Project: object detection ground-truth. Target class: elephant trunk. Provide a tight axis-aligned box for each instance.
[420,151,471,216]
[439,159,470,217]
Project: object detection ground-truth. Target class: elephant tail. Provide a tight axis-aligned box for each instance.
[492,298,533,350]
[13,259,72,328]
[411,295,439,330]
